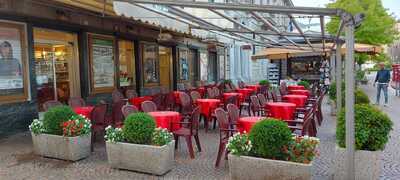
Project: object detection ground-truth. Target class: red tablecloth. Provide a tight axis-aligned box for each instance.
[223,92,244,106]
[73,106,94,120]
[238,116,265,133]
[245,85,261,92]
[197,87,206,97]
[287,85,306,91]
[129,96,153,109]
[148,111,181,131]
[236,88,254,99]
[282,95,308,107]
[289,90,310,97]
[266,102,296,120]
[196,99,221,118]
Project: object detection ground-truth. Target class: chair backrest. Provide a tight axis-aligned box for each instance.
[238,81,245,89]
[224,95,238,108]
[122,104,139,118]
[225,83,232,92]
[227,103,240,124]
[207,88,215,99]
[215,108,230,130]
[112,89,124,103]
[257,93,268,106]
[271,91,278,102]
[141,101,157,113]
[152,93,165,110]
[43,100,63,111]
[250,95,261,109]
[190,91,201,103]
[179,92,193,114]
[260,85,269,96]
[212,87,221,98]
[112,100,125,126]
[68,97,86,108]
[190,107,201,134]
[125,89,137,99]
[91,102,108,126]
[301,104,317,136]
[164,92,176,110]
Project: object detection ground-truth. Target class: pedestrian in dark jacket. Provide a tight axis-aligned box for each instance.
[374,63,391,106]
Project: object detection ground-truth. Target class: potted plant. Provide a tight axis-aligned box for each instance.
[228,119,319,180]
[105,112,175,175]
[258,79,270,86]
[297,80,310,89]
[29,106,92,161]
[334,104,393,180]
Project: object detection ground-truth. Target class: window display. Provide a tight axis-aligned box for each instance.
[178,48,189,81]
[142,43,159,85]
[0,21,28,102]
[119,40,135,87]
[89,35,115,92]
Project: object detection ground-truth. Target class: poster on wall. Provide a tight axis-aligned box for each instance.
[0,22,25,96]
[179,49,189,81]
[92,38,115,88]
[143,43,159,84]
[200,52,208,81]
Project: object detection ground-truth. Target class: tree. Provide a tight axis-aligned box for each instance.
[326,0,398,45]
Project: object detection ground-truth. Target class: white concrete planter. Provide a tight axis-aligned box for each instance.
[228,154,312,180]
[330,99,337,116]
[106,140,175,175]
[334,146,381,180]
[31,132,91,161]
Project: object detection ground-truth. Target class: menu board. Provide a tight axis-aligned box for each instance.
[0,22,25,96]
[91,38,115,88]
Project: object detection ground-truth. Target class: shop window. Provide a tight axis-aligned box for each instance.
[88,34,116,93]
[0,21,28,103]
[141,42,159,86]
[290,58,321,79]
[178,48,189,82]
[118,40,135,87]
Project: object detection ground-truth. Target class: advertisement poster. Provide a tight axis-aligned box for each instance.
[0,23,24,95]
[92,38,115,88]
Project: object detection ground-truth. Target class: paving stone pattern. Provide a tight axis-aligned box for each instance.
[1,79,400,179]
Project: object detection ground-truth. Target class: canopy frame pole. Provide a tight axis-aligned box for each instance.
[331,51,336,82]
[336,41,342,112]
[344,14,356,180]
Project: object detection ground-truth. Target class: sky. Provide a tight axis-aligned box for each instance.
[292,0,400,19]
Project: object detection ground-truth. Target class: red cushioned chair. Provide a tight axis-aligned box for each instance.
[172,107,201,159]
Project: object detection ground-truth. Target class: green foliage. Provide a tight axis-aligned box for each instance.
[227,133,252,156]
[287,136,320,164]
[29,119,44,134]
[152,128,173,146]
[355,89,370,104]
[259,80,270,86]
[105,126,124,143]
[355,53,370,65]
[356,70,366,81]
[249,119,292,160]
[42,106,76,135]
[297,80,310,89]
[328,81,345,101]
[326,0,398,45]
[329,82,370,106]
[337,104,393,151]
[122,112,156,144]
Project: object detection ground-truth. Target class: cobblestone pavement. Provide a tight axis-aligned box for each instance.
[1,79,399,179]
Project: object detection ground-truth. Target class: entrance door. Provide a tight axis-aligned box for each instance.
[34,28,79,111]
[159,46,172,90]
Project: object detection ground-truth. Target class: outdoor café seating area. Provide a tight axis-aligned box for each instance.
[40,79,325,167]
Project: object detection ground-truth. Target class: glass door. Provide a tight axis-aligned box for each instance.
[34,28,79,111]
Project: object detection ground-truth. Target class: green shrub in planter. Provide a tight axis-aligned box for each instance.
[42,106,77,135]
[259,80,270,86]
[249,119,292,160]
[337,104,393,151]
[354,89,370,104]
[297,80,310,89]
[123,112,156,144]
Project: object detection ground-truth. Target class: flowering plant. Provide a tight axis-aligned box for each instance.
[226,132,252,156]
[62,115,91,137]
[286,135,320,164]
[104,125,124,143]
[152,128,173,146]
[29,119,44,135]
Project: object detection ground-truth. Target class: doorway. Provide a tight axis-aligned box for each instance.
[33,28,80,111]
[159,46,172,91]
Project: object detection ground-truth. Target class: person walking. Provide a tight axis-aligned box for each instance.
[374,63,391,106]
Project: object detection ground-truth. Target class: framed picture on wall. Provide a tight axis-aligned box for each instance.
[0,21,29,103]
[178,48,189,81]
[142,42,159,86]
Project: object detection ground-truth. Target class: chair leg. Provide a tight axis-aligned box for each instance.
[194,134,202,152]
[185,136,195,159]
[174,135,179,149]
[215,142,226,167]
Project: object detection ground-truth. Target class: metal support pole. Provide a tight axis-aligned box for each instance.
[344,21,355,180]
[331,52,336,82]
[336,42,342,111]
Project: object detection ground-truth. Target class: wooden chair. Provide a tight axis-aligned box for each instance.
[43,100,63,111]
[121,105,139,118]
[112,89,125,103]
[284,104,317,137]
[68,97,85,108]
[250,95,265,116]
[227,103,240,129]
[214,108,237,167]
[141,101,157,113]
[90,102,108,152]
[190,91,202,103]
[112,100,125,127]
[164,92,176,111]
[207,88,216,99]
[257,93,268,107]
[172,107,201,159]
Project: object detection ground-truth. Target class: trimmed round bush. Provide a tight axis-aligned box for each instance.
[249,119,293,160]
[123,112,156,144]
[42,105,77,135]
[297,80,310,89]
[337,104,392,151]
[355,89,370,104]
